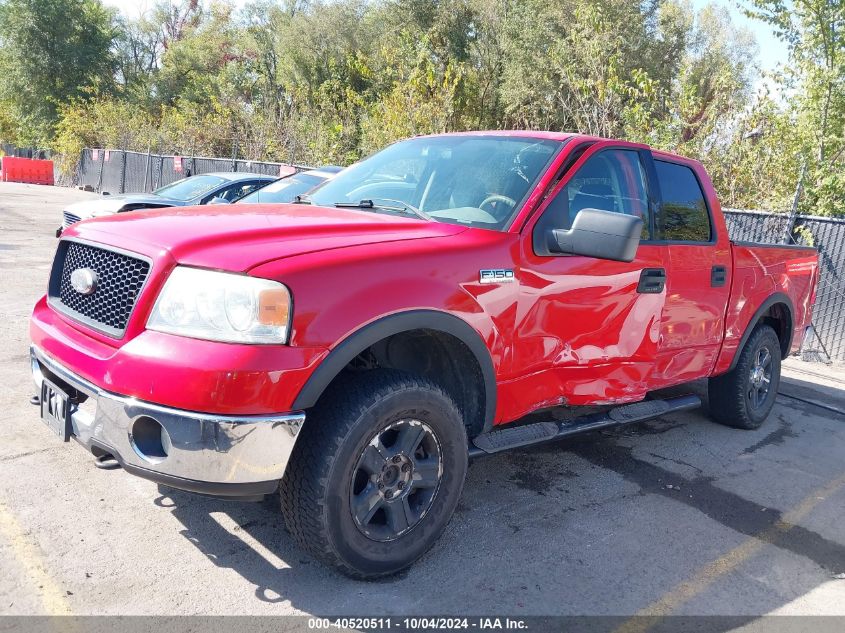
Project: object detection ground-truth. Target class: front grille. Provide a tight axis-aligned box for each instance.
[49,241,151,337]
[63,211,81,228]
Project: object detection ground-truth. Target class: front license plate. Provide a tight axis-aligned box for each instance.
[40,379,72,441]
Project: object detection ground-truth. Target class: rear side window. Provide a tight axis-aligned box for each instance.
[655,161,712,242]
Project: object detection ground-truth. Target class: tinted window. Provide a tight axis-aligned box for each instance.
[538,149,650,239]
[238,174,325,203]
[210,181,266,203]
[655,161,711,242]
[154,174,227,201]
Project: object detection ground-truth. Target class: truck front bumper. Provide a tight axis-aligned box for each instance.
[30,345,306,498]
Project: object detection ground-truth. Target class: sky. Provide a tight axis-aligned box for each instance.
[101,0,789,76]
[692,0,789,74]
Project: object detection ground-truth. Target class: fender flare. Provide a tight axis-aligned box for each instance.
[292,310,497,431]
[728,292,795,371]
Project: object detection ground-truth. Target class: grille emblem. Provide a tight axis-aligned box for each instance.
[70,268,98,295]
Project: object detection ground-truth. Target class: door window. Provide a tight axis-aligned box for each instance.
[654,161,712,242]
[208,181,266,203]
[537,149,651,241]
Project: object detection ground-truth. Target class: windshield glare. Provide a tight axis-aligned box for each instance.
[154,174,228,201]
[238,174,324,204]
[309,136,560,229]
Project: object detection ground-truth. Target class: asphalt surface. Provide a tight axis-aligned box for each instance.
[1,182,845,618]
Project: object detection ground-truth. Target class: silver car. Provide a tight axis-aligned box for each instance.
[59,172,277,235]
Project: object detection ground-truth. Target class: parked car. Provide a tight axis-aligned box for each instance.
[31,132,819,579]
[236,166,343,204]
[58,172,277,235]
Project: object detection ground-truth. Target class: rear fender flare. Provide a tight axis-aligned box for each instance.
[728,292,795,371]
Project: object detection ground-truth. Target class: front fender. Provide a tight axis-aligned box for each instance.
[290,309,498,431]
[248,231,519,430]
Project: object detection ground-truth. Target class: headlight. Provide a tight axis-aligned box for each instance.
[147,267,291,344]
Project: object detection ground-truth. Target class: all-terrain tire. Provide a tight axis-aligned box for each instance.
[279,369,468,579]
[708,324,782,430]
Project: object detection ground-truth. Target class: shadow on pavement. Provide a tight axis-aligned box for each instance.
[156,380,845,618]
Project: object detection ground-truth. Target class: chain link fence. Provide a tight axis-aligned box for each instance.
[724,210,845,363]
[74,148,312,195]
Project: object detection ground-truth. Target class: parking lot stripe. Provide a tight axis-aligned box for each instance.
[614,470,845,633]
[0,498,72,615]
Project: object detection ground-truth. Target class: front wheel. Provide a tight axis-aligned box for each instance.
[708,324,782,429]
[280,370,468,579]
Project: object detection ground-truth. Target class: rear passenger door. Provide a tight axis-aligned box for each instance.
[650,159,731,386]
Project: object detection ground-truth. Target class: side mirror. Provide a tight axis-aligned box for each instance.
[207,197,231,205]
[548,208,642,262]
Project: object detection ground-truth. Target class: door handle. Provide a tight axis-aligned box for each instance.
[711,265,727,287]
[637,268,666,294]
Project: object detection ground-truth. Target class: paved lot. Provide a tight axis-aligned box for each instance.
[1,182,845,618]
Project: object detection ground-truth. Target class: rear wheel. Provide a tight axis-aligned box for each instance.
[708,324,781,429]
[280,370,468,579]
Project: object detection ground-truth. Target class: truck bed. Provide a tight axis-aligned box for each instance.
[713,241,819,375]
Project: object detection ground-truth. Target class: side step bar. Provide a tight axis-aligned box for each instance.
[469,394,701,458]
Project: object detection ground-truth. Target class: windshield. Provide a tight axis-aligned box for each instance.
[237,173,325,204]
[309,136,560,229]
[153,174,228,201]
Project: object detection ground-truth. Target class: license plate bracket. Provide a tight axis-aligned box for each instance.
[40,378,72,442]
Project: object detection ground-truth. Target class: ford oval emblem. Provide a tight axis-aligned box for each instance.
[70,268,98,295]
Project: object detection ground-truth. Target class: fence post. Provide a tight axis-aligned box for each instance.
[76,148,85,188]
[156,154,163,189]
[119,142,128,194]
[95,149,105,193]
[781,161,806,244]
[231,137,238,172]
[143,145,151,192]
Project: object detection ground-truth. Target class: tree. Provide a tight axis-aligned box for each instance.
[152,2,242,106]
[37,0,839,219]
[0,0,119,144]
[744,0,845,214]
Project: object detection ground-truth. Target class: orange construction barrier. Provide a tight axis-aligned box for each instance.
[0,156,55,185]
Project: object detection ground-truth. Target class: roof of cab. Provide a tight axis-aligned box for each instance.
[418,130,580,142]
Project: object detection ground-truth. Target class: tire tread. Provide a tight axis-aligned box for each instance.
[279,369,462,579]
[708,324,780,430]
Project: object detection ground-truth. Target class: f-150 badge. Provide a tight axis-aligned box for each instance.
[479,269,515,284]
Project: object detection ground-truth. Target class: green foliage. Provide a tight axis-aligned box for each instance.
[696,93,807,211]
[744,0,845,214]
[1,0,844,215]
[0,0,119,145]
[360,33,463,153]
[793,223,816,246]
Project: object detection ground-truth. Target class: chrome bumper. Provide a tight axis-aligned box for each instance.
[30,346,305,497]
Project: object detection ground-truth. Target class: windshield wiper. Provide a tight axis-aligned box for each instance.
[293,194,313,205]
[334,199,432,221]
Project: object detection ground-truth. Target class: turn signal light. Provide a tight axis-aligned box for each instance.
[258,288,291,326]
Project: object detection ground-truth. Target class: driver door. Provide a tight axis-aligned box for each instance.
[513,142,667,410]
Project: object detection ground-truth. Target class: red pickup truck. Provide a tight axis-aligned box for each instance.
[30,132,819,578]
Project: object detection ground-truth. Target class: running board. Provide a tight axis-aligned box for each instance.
[469,394,701,457]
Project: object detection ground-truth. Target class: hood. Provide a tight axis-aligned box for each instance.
[65,194,180,218]
[67,203,469,271]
